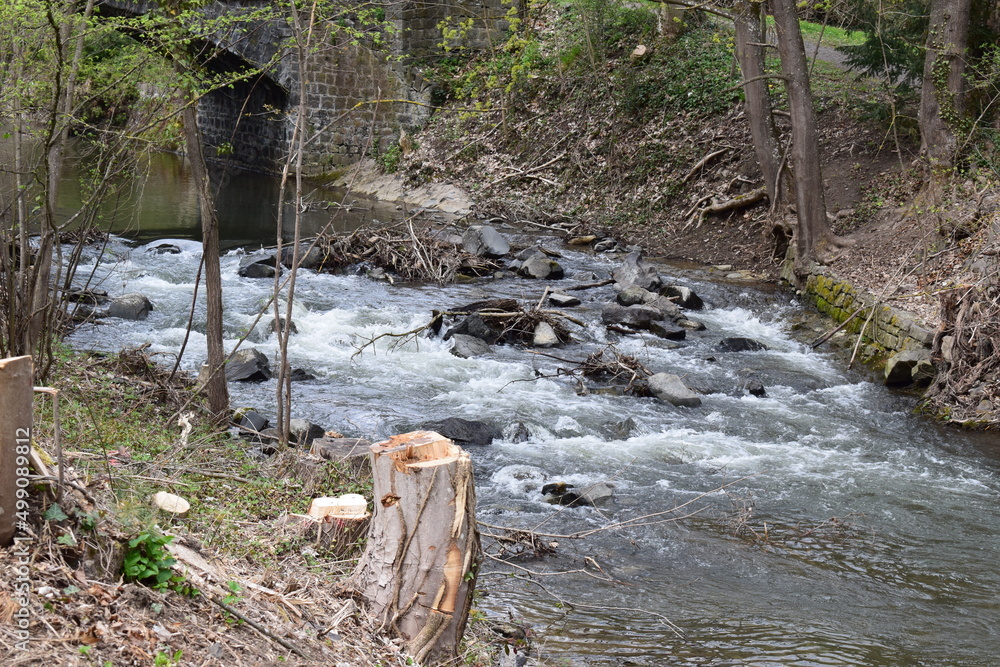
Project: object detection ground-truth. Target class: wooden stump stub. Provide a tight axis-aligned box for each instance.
[0,356,33,547]
[349,430,481,665]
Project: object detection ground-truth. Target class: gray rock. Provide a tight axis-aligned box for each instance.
[746,379,767,397]
[661,284,704,310]
[450,333,493,358]
[289,419,326,448]
[607,417,636,439]
[445,313,502,345]
[147,242,181,255]
[613,250,661,291]
[509,422,532,443]
[648,320,686,341]
[593,238,617,252]
[548,292,581,307]
[107,293,153,320]
[279,243,325,270]
[226,348,272,382]
[885,349,935,386]
[239,252,279,279]
[616,285,656,306]
[717,337,769,352]
[648,295,682,321]
[647,373,702,407]
[517,254,564,279]
[542,481,614,507]
[677,318,707,331]
[422,417,500,446]
[268,317,297,335]
[532,321,559,347]
[462,225,510,258]
[601,303,663,328]
[236,409,269,435]
[289,368,315,382]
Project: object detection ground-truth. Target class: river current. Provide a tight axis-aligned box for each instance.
[63,159,1000,666]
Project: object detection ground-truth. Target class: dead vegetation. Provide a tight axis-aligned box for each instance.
[315,220,502,283]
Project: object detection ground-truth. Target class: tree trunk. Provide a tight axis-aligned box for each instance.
[181,104,229,419]
[734,0,783,206]
[919,0,972,169]
[770,0,832,273]
[350,431,481,666]
[0,355,33,547]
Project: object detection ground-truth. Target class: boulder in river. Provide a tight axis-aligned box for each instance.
[269,317,297,336]
[601,303,663,328]
[422,417,500,446]
[444,312,503,345]
[648,320,686,341]
[532,321,559,347]
[517,253,564,280]
[225,348,272,382]
[289,368,316,382]
[279,243,325,270]
[462,225,510,258]
[717,337,769,352]
[745,379,767,397]
[542,481,614,507]
[885,349,935,387]
[236,409,269,436]
[450,333,493,358]
[107,294,153,320]
[616,285,656,307]
[613,250,661,291]
[548,291,581,307]
[647,373,702,407]
[660,284,705,310]
[239,252,279,278]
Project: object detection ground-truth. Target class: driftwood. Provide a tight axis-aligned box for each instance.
[685,185,768,228]
[317,222,501,283]
[349,431,481,665]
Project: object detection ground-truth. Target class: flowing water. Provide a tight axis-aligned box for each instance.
[62,158,1000,666]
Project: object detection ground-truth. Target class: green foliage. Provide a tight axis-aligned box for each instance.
[837,0,927,88]
[154,649,184,667]
[617,29,740,119]
[122,528,197,595]
[554,0,658,76]
[381,142,403,173]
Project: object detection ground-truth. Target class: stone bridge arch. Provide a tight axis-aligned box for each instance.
[98,0,512,175]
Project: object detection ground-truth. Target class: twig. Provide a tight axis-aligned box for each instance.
[682,148,728,183]
[209,595,308,658]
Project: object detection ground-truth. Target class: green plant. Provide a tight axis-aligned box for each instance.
[123,528,197,595]
[154,649,183,667]
[381,142,403,173]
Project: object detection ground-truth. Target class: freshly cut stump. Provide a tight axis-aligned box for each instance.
[0,355,32,547]
[349,431,481,665]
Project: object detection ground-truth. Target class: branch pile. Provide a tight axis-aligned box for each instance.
[923,285,1000,426]
[316,221,502,283]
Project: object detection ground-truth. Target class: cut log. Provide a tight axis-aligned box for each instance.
[0,356,33,547]
[349,431,481,665]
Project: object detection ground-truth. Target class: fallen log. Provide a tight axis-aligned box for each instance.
[349,431,481,665]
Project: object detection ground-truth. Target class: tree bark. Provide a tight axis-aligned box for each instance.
[919,0,972,169]
[770,0,832,273]
[734,0,784,206]
[0,355,33,547]
[350,431,481,666]
[181,104,229,419]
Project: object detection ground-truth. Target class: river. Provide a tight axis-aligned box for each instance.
[64,154,1000,666]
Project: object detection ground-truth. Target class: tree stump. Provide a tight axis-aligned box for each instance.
[0,356,33,547]
[349,431,481,665]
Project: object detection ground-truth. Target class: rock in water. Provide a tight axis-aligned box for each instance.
[107,294,153,320]
[533,321,559,347]
[647,373,702,407]
[225,348,272,382]
[238,251,279,278]
[885,349,935,386]
[717,337,769,352]
[517,253,564,279]
[462,225,510,258]
[289,419,326,447]
[660,284,705,310]
[450,333,493,358]
[421,417,500,446]
[548,291,581,307]
[613,250,661,291]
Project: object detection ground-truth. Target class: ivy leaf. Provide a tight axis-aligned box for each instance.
[56,533,78,547]
[44,504,69,522]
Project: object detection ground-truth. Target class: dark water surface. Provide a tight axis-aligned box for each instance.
[63,153,1000,666]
